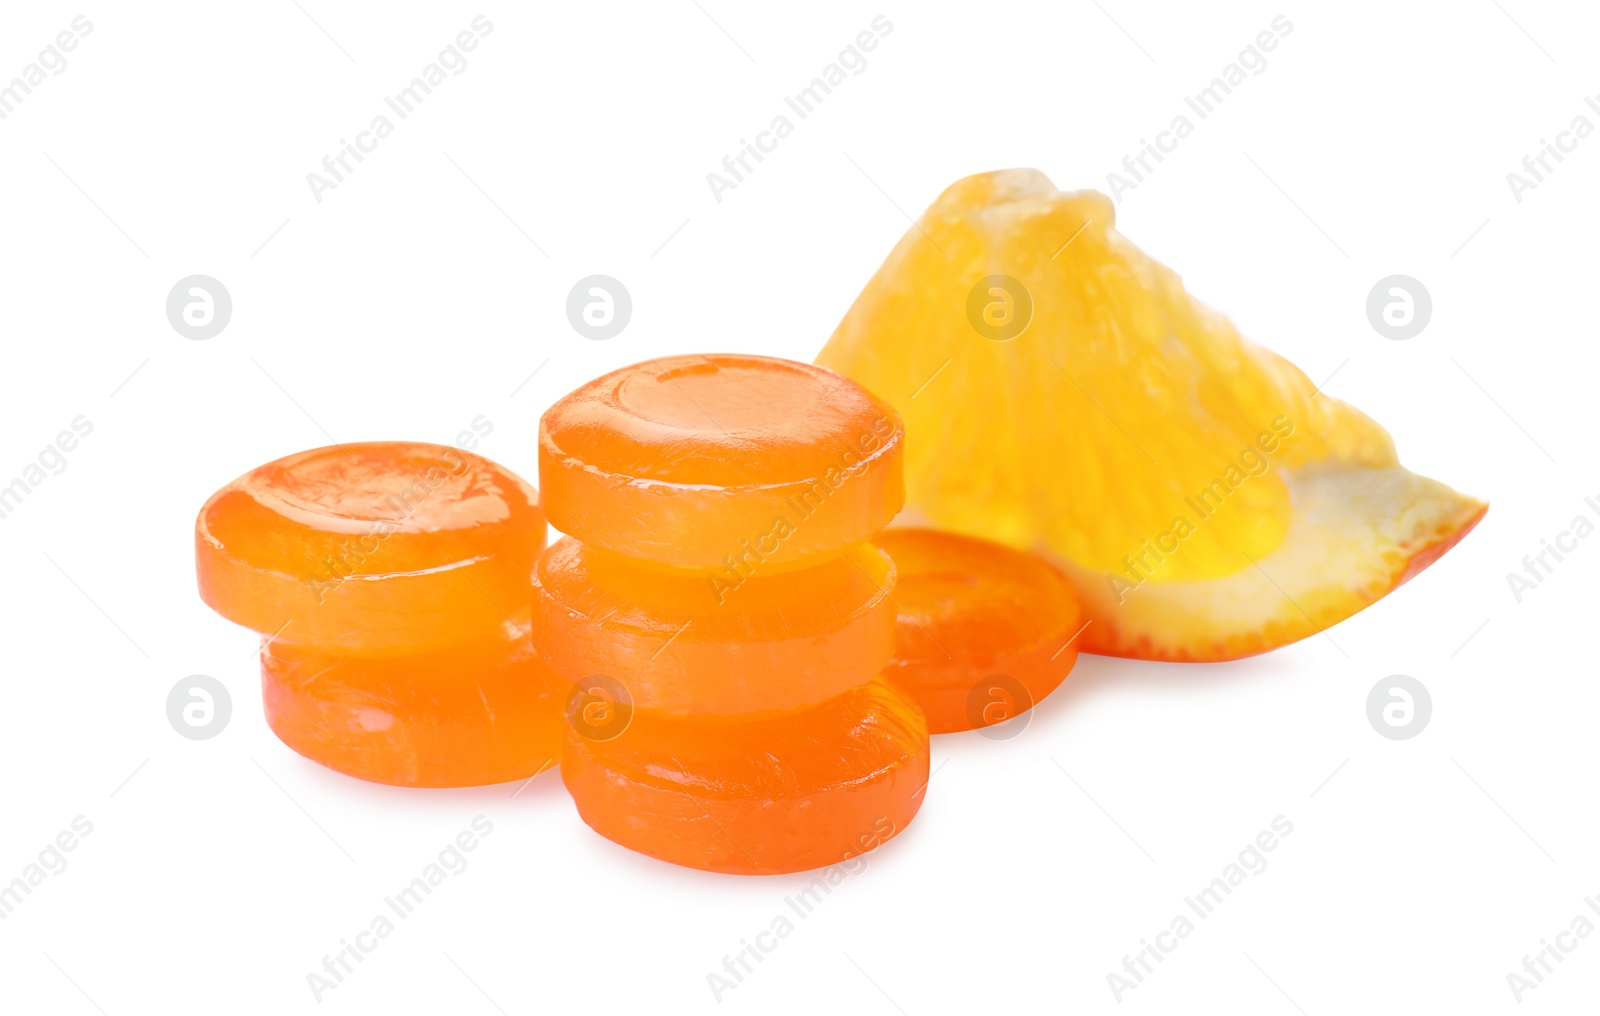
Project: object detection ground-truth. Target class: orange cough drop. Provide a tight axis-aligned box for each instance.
[875,528,1081,734]
[196,441,545,656]
[539,354,904,571]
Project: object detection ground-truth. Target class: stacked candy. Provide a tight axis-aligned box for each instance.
[533,354,931,874]
[195,442,562,787]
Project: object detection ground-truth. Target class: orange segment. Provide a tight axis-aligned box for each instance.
[817,169,1486,661]
[533,537,896,716]
[196,442,545,655]
[875,528,1081,733]
[561,676,928,874]
[539,354,904,571]
[261,615,561,787]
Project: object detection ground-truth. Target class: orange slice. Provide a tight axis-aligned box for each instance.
[818,169,1486,661]
[539,354,904,571]
[561,676,928,874]
[196,442,545,656]
[532,537,895,716]
[875,528,1081,732]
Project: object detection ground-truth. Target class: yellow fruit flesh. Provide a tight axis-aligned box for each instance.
[818,169,1485,660]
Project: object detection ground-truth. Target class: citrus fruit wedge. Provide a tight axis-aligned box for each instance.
[817,169,1486,661]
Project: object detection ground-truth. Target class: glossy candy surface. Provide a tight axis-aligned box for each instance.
[262,615,562,787]
[539,354,904,571]
[561,677,929,874]
[197,442,545,656]
[538,355,929,874]
[875,528,1081,734]
[532,537,896,716]
[196,441,558,788]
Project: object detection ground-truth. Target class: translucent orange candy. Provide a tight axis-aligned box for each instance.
[538,354,928,873]
[262,616,562,787]
[539,353,904,571]
[195,441,558,787]
[563,677,928,874]
[197,442,546,656]
[532,538,896,716]
[875,528,1082,734]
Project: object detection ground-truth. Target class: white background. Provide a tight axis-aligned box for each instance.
[0,1,1595,1012]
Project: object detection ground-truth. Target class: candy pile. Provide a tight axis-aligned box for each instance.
[196,442,561,787]
[534,354,929,874]
[194,356,1082,874]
